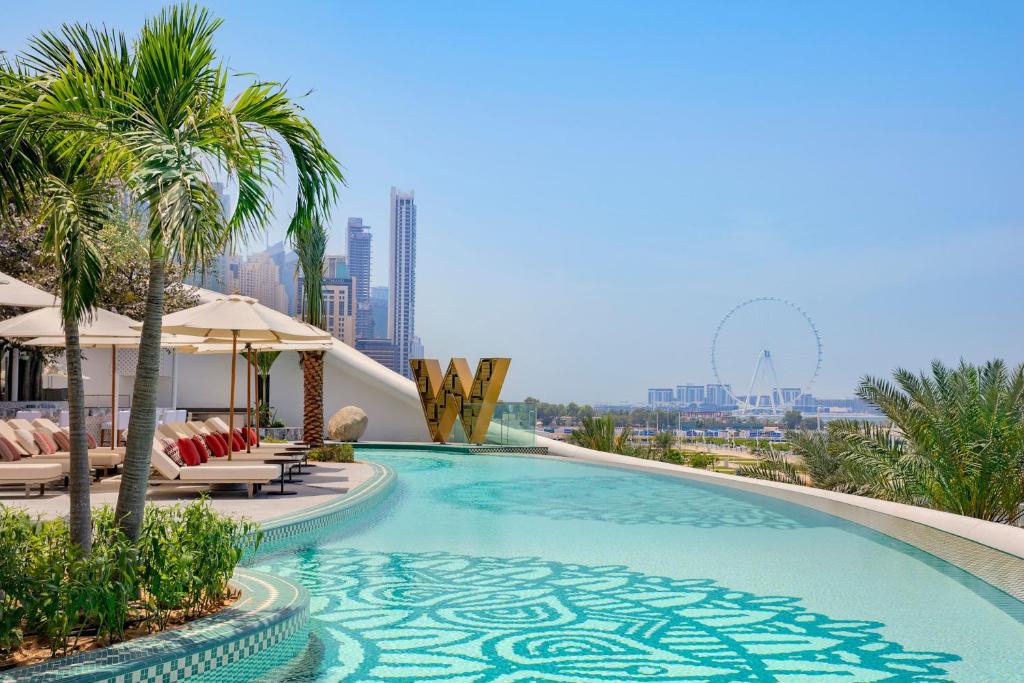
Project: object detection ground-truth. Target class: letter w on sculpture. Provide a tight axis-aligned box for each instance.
[409,358,511,444]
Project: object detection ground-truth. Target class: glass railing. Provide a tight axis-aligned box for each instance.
[448,402,537,446]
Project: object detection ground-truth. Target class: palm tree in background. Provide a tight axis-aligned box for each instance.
[570,416,635,455]
[743,359,1024,525]
[2,4,343,540]
[857,359,1024,524]
[293,217,328,446]
[0,69,112,552]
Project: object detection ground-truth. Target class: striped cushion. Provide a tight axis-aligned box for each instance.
[191,436,211,463]
[161,438,185,467]
[86,432,98,449]
[33,431,58,455]
[51,429,71,452]
[0,437,20,462]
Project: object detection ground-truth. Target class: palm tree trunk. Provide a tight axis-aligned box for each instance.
[301,350,325,446]
[115,256,165,541]
[65,318,92,554]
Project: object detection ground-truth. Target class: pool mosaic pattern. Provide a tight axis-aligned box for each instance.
[270,548,958,682]
[253,449,1024,682]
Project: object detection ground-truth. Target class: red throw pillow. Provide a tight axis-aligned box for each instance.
[161,438,185,467]
[191,436,210,463]
[177,438,200,466]
[52,430,71,452]
[0,437,20,462]
[86,432,98,449]
[204,433,226,457]
[248,427,258,445]
[33,431,57,455]
[230,430,245,452]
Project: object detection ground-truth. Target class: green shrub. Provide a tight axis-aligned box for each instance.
[307,443,355,463]
[0,500,259,660]
[687,452,716,469]
[658,450,686,465]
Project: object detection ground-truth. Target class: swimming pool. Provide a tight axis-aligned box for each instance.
[253,448,1024,682]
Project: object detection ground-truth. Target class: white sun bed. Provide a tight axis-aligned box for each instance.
[0,462,64,496]
[148,442,277,498]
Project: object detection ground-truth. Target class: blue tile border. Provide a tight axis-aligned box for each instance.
[3,569,308,683]
[3,461,398,683]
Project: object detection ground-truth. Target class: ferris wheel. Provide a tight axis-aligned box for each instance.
[710,297,823,415]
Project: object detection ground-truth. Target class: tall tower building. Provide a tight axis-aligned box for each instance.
[347,218,373,340]
[388,187,416,378]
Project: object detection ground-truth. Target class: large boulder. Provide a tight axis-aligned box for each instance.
[328,406,368,442]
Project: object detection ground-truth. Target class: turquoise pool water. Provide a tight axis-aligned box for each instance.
[254,449,1024,682]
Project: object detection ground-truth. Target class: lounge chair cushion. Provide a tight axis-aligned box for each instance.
[51,430,72,452]
[205,417,230,434]
[0,422,29,456]
[0,462,62,482]
[191,436,210,463]
[160,438,186,467]
[178,464,276,483]
[150,444,181,480]
[0,437,21,462]
[13,429,39,456]
[7,419,34,432]
[177,438,200,466]
[187,421,211,436]
[204,433,226,458]
[33,432,58,455]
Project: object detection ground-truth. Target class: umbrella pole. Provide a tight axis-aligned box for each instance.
[110,345,117,447]
[245,344,251,453]
[228,331,237,460]
[252,346,261,447]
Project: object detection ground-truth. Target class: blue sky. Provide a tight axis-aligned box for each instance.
[4,2,1023,402]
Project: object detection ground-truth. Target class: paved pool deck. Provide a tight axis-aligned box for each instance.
[0,460,375,522]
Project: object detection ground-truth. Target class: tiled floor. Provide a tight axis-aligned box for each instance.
[0,460,374,522]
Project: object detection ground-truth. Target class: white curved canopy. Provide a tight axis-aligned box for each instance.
[0,306,140,339]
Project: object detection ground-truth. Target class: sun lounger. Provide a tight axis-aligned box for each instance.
[0,462,64,496]
[148,441,278,498]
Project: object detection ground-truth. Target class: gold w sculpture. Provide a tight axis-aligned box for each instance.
[409,358,511,444]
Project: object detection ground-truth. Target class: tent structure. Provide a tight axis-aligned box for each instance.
[154,295,330,457]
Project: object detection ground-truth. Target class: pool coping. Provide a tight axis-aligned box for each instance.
[3,460,398,683]
[3,569,308,683]
[539,437,1024,602]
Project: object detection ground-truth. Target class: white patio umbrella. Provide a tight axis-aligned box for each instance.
[0,272,57,308]
[4,306,203,443]
[183,339,333,451]
[153,295,330,457]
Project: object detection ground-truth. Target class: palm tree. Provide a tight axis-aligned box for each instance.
[293,217,327,446]
[253,349,281,426]
[569,415,615,452]
[857,360,1024,524]
[0,68,111,552]
[3,5,343,540]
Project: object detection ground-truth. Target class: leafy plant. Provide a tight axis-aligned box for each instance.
[0,500,259,660]
[687,452,717,469]
[307,443,354,463]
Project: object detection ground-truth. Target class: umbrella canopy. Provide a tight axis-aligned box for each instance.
[17,317,203,446]
[0,305,141,339]
[0,272,57,308]
[154,295,330,458]
[155,294,330,342]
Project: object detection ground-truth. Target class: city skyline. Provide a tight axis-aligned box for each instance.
[7,2,1020,402]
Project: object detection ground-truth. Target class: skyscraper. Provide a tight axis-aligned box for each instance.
[388,187,416,378]
[370,286,388,339]
[347,218,373,340]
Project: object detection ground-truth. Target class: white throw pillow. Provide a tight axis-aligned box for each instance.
[14,429,40,455]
